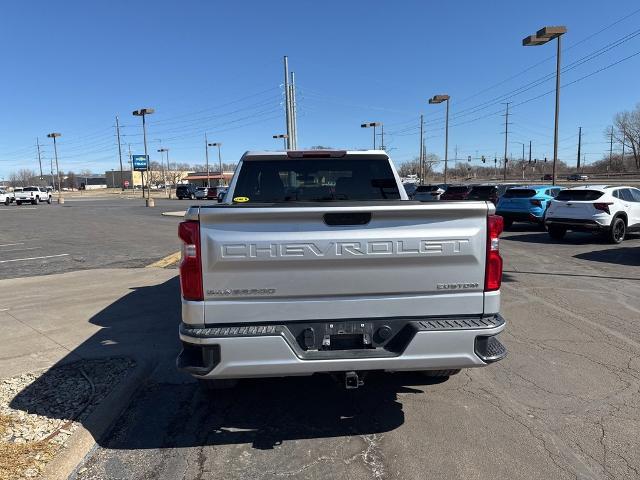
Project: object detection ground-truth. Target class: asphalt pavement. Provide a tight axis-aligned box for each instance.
[71,225,640,480]
[0,196,200,279]
[3,199,639,479]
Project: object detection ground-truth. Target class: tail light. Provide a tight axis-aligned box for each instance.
[530,199,542,207]
[593,202,613,214]
[485,215,504,292]
[178,221,203,301]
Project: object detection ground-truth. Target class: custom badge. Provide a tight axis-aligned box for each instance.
[233,196,249,203]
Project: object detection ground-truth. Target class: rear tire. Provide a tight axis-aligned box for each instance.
[422,369,461,377]
[47,197,52,204]
[197,378,239,391]
[3,198,9,206]
[32,197,39,205]
[548,225,567,240]
[608,217,626,244]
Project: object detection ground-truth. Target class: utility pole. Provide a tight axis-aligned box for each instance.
[50,157,55,191]
[380,124,384,151]
[502,102,511,181]
[608,126,614,173]
[283,56,292,149]
[529,140,532,163]
[576,126,582,170]
[36,138,43,179]
[115,116,124,190]
[290,71,297,149]
[419,114,424,184]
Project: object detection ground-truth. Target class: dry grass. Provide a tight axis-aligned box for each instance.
[0,414,56,480]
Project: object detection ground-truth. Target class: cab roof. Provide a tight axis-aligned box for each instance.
[241,150,390,161]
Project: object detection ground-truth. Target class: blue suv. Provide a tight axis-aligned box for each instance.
[496,185,563,228]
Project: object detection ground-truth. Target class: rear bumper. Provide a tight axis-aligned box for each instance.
[177,314,507,379]
[496,210,543,223]
[545,217,608,231]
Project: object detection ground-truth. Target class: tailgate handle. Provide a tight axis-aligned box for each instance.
[323,212,371,226]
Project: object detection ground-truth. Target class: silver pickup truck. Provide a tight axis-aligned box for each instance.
[177,150,506,389]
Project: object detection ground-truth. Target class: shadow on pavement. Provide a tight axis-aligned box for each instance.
[9,277,181,435]
[9,275,445,451]
[101,371,438,450]
[574,246,640,267]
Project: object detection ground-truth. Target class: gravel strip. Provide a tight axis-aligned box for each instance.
[0,358,134,479]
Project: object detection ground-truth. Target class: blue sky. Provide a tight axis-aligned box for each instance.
[1,0,640,179]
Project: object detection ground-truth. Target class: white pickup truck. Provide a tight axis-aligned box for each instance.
[177,150,506,389]
[15,186,52,205]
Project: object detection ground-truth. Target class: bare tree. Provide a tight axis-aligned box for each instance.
[613,104,640,170]
[17,169,37,187]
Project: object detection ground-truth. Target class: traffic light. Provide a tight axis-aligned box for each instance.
[544,157,547,163]
[494,157,497,164]
[467,155,471,162]
[481,155,486,163]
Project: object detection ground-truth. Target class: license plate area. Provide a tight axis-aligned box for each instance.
[323,322,373,351]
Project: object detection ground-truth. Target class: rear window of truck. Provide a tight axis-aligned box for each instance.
[502,189,536,198]
[232,159,401,202]
[555,190,603,201]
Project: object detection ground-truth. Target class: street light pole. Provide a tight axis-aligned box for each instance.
[523,26,567,186]
[209,142,223,186]
[428,95,450,184]
[273,134,288,149]
[157,148,169,196]
[47,133,62,204]
[361,122,382,150]
[132,108,155,205]
[204,133,210,188]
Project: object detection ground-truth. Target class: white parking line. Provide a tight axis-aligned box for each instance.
[0,247,40,253]
[0,207,38,211]
[0,253,70,264]
[0,243,25,247]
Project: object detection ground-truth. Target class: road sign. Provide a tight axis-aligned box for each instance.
[132,155,148,171]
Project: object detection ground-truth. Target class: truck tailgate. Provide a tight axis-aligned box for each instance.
[195,202,489,324]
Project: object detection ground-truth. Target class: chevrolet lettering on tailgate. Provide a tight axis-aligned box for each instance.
[219,239,471,259]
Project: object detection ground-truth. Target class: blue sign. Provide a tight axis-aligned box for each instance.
[132,155,149,171]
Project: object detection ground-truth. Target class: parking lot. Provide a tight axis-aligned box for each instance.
[2,200,639,479]
[0,196,187,279]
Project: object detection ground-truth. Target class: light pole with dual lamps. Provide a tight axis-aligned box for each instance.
[46,133,63,204]
[273,134,288,149]
[428,94,450,184]
[523,26,567,186]
[132,108,155,206]
[209,142,224,186]
[360,122,382,150]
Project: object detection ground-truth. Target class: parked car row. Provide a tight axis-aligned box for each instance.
[175,184,227,202]
[404,182,640,243]
[0,186,52,205]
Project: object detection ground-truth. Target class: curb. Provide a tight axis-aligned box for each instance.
[145,251,181,269]
[41,357,156,480]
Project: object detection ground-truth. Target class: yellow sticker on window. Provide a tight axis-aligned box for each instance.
[233,196,249,203]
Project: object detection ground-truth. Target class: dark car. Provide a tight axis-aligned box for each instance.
[440,185,472,200]
[176,184,197,200]
[467,185,500,204]
[468,184,522,204]
[541,174,553,181]
[402,183,418,198]
[206,186,218,200]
